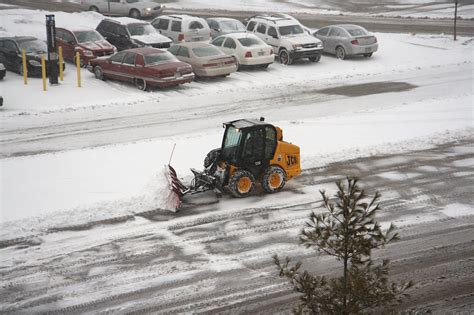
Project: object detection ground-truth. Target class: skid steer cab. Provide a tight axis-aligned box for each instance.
[166,118,301,209]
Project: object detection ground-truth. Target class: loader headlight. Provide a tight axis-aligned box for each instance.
[28,59,41,66]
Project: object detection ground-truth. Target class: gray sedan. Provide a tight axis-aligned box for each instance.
[313,24,378,60]
[207,18,246,39]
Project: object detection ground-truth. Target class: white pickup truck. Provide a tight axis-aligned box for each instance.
[80,0,164,19]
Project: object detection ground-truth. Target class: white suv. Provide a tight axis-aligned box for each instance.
[80,0,164,19]
[151,15,211,43]
[246,16,323,65]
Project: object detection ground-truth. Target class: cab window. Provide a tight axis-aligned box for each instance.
[168,45,180,55]
[223,38,236,49]
[177,46,190,58]
[109,51,126,63]
[316,27,329,36]
[256,23,267,34]
[267,26,278,38]
[211,36,225,47]
[122,52,136,65]
[188,21,204,30]
[153,18,169,31]
[171,21,182,32]
[246,21,256,31]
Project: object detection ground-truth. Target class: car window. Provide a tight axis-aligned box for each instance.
[17,39,47,53]
[171,21,181,32]
[122,52,136,65]
[329,27,346,37]
[110,0,120,2]
[347,28,368,36]
[56,29,65,40]
[223,38,236,49]
[188,21,204,30]
[127,23,155,36]
[211,36,225,47]
[207,20,217,29]
[316,27,329,36]
[126,0,140,3]
[153,18,169,30]
[256,23,266,34]
[238,37,263,47]
[144,52,177,65]
[62,31,75,44]
[278,25,304,36]
[4,40,18,52]
[168,45,180,55]
[267,26,278,37]
[74,30,103,43]
[220,20,245,31]
[115,25,128,36]
[246,21,256,31]
[177,46,190,58]
[192,46,223,57]
[109,51,127,63]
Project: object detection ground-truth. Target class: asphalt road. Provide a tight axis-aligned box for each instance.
[1,139,472,313]
[1,0,473,36]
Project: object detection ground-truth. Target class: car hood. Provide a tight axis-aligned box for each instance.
[282,34,322,45]
[131,34,171,45]
[79,40,114,51]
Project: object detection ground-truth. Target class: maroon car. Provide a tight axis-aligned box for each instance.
[56,27,116,66]
[87,47,194,90]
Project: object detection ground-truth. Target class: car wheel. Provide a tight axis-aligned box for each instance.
[279,49,292,65]
[309,55,321,63]
[89,6,99,12]
[94,66,105,81]
[262,166,286,193]
[233,56,240,71]
[135,78,147,91]
[129,9,141,19]
[363,53,373,58]
[204,148,221,173]
[228,170,255,198]
[336,46,346,60]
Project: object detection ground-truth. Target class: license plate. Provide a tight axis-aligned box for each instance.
[258,51,264,56]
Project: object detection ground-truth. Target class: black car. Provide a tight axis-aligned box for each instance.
[96,18,171,51]
[0,36,64,77]
[0,62,5,80]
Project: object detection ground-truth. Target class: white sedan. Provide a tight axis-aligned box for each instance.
[80,0,164,19]
[211,33,274,70]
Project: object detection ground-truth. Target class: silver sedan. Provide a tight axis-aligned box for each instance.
[313,24,378,60]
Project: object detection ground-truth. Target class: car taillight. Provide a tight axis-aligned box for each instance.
[245,51,252,58]
[203,62,218,67]
[224,60,235,65]
[178,34,184,41]
[351,39,359,45]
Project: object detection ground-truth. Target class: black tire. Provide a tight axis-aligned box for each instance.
[279,49,292,65]
[260,63,270,69]
[336,46,346,60]
[89,6,99,12]
[94,65,105,81]
[135,78,147,91]
[363,53,373,58]
[129,9,141,19]
[233,56,240,71]
[262,166,286,193]
[309,55,321,63]
[204,148,221,170]
[228,170,255,198]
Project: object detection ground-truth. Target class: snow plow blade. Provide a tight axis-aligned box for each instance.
[165,164,189,210]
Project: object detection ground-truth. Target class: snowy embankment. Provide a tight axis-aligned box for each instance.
[0,8,473,240]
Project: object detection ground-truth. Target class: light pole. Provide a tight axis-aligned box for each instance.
[454,0,458,40]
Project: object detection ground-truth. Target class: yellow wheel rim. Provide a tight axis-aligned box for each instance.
[237,177,252,193]
[269,173,282,189]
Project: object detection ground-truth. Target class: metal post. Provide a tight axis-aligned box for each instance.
[454,0,458,41]
[58,46,64,81]
[46,14,59,84]
[76,52,81,88]
[108,0,111,16]
[41,55,47,91]
[22,49,28,85]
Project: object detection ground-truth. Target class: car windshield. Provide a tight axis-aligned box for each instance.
[219,20,246,31]
[74,30,103,43]
[127,23,156,36]
[144,52,176,65]
[238,37,262,47]
[347,28,368,36]
[192,46,223,57]
[221,126,242,162]
[278,25,304,36]
[18,39,47,53]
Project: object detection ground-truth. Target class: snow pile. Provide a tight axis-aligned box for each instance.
[139,166,179,213]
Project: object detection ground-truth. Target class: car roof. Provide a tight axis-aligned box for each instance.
[0,36,37,42]
[172,41,214,48]
[225,118,271,129]
[222,32,259,40]
[124,47,168,55]
[332,24,365,30]
[249,16,297,26]
[104,17,147,25]
[207,17,240,22]
[159,14,203,21]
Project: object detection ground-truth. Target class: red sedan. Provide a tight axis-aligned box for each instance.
[56,27,116,66]
[88,47,195,90]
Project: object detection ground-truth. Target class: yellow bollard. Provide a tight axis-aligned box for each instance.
[41,55,46,91]
[22,49,28,85]
[75,52,81,88]
[58,46,64,81]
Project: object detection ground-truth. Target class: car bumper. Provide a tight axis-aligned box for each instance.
[195,64,237,77]
[27,63,65,77]
[141,8,164,17]
[291,47,323,59]
[239,55,275,66]
[347,43,378,55]
[146,73,195,87]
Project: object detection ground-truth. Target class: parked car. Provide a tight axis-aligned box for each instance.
[313,24,378,60]
[246,15,323,65]
[211,33,274,70]
[0,62,5,79]
[56,27,116,66]
[151,15,210,43]
[80,0,164,19]
[206,17,246,39]
[88,47,194,90]
[0,36,64,77]
[168,42,236,78]
[96,18,172,51]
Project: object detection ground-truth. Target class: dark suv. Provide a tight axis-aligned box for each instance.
[96,17,172,51]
